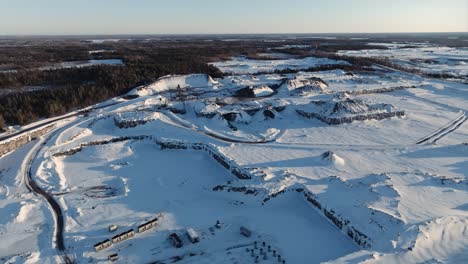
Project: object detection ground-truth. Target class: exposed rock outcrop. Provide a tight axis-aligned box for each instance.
[297,96,404,125]
[280,77,329,95]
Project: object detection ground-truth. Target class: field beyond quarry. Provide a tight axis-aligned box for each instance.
[0,36,467,264]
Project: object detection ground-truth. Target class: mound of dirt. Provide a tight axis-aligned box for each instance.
[297,95,404,124]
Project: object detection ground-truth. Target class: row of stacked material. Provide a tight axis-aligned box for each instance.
[158,141,253,179]
[0,124,55,157]
[137,218,158,233]
[263,186,373,249]
[52,136,253,180]
[296,96,405,125]
[94,216,160,252]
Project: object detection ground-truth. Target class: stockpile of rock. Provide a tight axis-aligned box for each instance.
[296,95,404,125]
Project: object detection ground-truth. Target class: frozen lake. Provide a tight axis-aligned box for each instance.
[40,59,124,70]
[0,59,124,73]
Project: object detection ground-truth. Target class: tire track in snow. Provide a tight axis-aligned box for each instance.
[416,112,466,145]
[432,115,467,144]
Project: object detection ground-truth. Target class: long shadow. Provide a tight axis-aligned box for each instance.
[0,202,21,226]
[402,144,468,159]
[397,88,467,113]
[247,155,326,168]
[455,203,468,211]
[401,144,468,175]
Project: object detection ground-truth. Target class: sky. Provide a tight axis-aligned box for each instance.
[0,0,467,35]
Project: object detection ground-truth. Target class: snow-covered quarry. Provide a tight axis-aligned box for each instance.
[0,49,467,264]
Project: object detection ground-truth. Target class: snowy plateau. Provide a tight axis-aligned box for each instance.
[0,44,467,264]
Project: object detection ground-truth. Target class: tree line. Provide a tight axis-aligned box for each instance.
[0,40,272,128]
[2,37,463,131]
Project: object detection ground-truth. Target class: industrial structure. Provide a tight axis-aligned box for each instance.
[185,228,199,243]
[168,233,183,248]
[137,217,158,233]
[94,239,112,252]
[112,230,135,244]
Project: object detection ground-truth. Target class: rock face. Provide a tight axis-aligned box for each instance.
[234,87,256,98]
[222,112,247,123]
[297,96,405,125]
[194,99,288,125]
[113,112,157,129]
[253,86,275,97]
[235,85,275,98]
[263,109,276,119]
[219,106,284,125]
[53,138,253,180]
[191,101,220,118]
[262,185,373,249]
[156,141,253,180]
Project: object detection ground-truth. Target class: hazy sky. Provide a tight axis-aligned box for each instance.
[1,0,467,35]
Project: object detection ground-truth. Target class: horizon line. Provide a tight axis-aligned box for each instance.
[0,31,467,37]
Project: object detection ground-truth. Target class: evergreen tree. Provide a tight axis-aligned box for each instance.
[0,114,5,131]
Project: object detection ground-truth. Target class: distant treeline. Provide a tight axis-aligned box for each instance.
[0,40,275,127]
[1,37,465,129]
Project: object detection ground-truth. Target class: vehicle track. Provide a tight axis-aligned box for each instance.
[10,102,124,264]
[10,91,272,264]
[432,115,467,144]
[416,112,466,145]
[158,111,278,144]
[25,135,74,264]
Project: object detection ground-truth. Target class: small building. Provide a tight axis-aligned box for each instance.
[108,253,119,262]
[185,228,199,243]
[109,224,118,233]
[168,233,183,248]
[94,239,112,252]
[240,226,252,237]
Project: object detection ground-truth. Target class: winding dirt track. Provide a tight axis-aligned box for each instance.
[17,103,122,263]
[25,136,74,264]
[11,97,275,264]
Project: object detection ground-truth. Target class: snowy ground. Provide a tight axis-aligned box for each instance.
[338,44,468,81]
[210,56,350,75]
[0,49,467,264]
